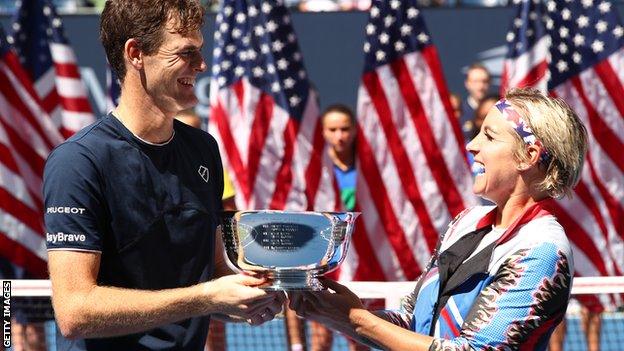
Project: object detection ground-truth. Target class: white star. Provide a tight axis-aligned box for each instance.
[371,6,380,18]
[262,2,272,14]
[598,1,611,13]
[288,34,296,43]
[277,58,289,70]
[252,66,264,77]
[218,76,226,86]
[236,13,246,24]
[546,0,556,12]
[235,66,245,76]
[232,28,242,39]
[266,21,278,33]
[223,6,233,16]
[249,6,258,17]
[573,34,585,46]
[390,0,401,9]
[52,18,62,28]
[384,15,395,27]
[581,0,593,7]
[243,35,251,46]
[226,45,236,54]
[216,13,223,23]
[43,5,51,16]
[559,27,569,38]
[556,60,568,72]
[284,77,295,89]
[400,24,412,36]
[219,22,229,32]
[212,64,220,74]
[46,28,53,36]
[247,49,257,61]
[591,40,604,53]
[289,95,301,107]
[6,35,13,44]
[293,52,302,61]
[577,15,589,28]
[529,11,537,20]
[375,50,386,61]
[407,7,418,19]
[267,64,275,74]
[221,60,231,70]
[516,42,523,51]
[214,47,222,57]
[561,8,571,20]
[238,51,248,61]
[572,52,582,64]
[596,20,608,33]
[526,29,534,37]
[272,40,284,52]
[254,26,265,36]
[546,18,554,30]
[12,22,20,31]
[379,32,389,44]
[364,42,370,53]
[506,31,515,42]
[514,18,523,28]
[261,44,270,54]
[558,43,568,54]
[298,70,306,79]
[417,32,429,43]
[283,15,291,25]
[272,82,281,93]
[614,26,624,38]
[214,31,222,40]
[394,41,405,52]
[366,24,376,35]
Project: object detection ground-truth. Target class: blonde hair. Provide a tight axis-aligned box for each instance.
[505,88,588,199]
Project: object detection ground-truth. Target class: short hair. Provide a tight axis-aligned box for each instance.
[505,88,588,199]
[466,62,490,78]
[100,0,205,83]
[321,104,356,125]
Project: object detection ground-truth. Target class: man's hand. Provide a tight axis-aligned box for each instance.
[204,274,286,325]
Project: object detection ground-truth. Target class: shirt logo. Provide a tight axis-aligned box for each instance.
[198,165,210,183]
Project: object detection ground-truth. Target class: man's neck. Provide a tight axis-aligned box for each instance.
[114,85,175,144]
[329,148,355,171]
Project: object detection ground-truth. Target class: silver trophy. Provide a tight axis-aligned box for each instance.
[219,211,359,290]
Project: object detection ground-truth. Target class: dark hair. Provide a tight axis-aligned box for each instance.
[466,62,490,78]
[321,104,356,125]
[100,0,205,83]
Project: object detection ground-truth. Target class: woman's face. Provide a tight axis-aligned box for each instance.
[322,111,356,154]
[466,107,524,204]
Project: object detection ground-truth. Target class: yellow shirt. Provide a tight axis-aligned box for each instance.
[223,168,235,200]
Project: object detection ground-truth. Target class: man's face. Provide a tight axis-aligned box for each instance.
[465,67,490,102]
[141,19,206,115]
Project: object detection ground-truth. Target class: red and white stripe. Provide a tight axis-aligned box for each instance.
[209,77,339,212]
[348,46,478,282]
[0,49,63,278]
[41,42,95,138]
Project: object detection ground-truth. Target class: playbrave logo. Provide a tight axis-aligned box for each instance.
[46,232,87,244]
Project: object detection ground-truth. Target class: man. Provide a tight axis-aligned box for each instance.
[43,1,284,350]
[459,63,491,143]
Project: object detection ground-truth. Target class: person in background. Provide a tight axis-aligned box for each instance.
[459,63,491,143]
[43,1,284,350]
[449,93,462,120]
[289,88,588,351]
[549,299,603,351]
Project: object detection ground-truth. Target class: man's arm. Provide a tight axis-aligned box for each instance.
[49,250,281,339]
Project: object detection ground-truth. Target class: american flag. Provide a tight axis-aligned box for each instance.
[341,0,477,281]
[0,25,63,278]
[9,0,95,139]
[501,0,624,307]
[208,0,339,212]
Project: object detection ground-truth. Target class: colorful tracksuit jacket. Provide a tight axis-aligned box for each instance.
[379,200,573,350]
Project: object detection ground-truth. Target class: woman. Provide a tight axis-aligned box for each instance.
[289,88,588,350]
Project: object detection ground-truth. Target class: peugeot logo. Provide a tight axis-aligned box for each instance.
[198,165,209,183]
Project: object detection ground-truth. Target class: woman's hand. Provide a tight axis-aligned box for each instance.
[288,278,367,329]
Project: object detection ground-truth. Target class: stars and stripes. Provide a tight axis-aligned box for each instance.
[0,25,63,278]
[9,0,95,139]
[501,0,624,308]
[208,0,339,211]
[341,0,477,282]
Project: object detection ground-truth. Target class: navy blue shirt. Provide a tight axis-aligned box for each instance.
[43,114,224,351]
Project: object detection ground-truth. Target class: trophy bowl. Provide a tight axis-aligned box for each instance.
[219,210,359,291]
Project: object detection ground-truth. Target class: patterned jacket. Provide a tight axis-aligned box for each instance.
[379,200,573,350]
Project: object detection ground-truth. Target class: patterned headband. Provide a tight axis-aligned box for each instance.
[495,99,551,165]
